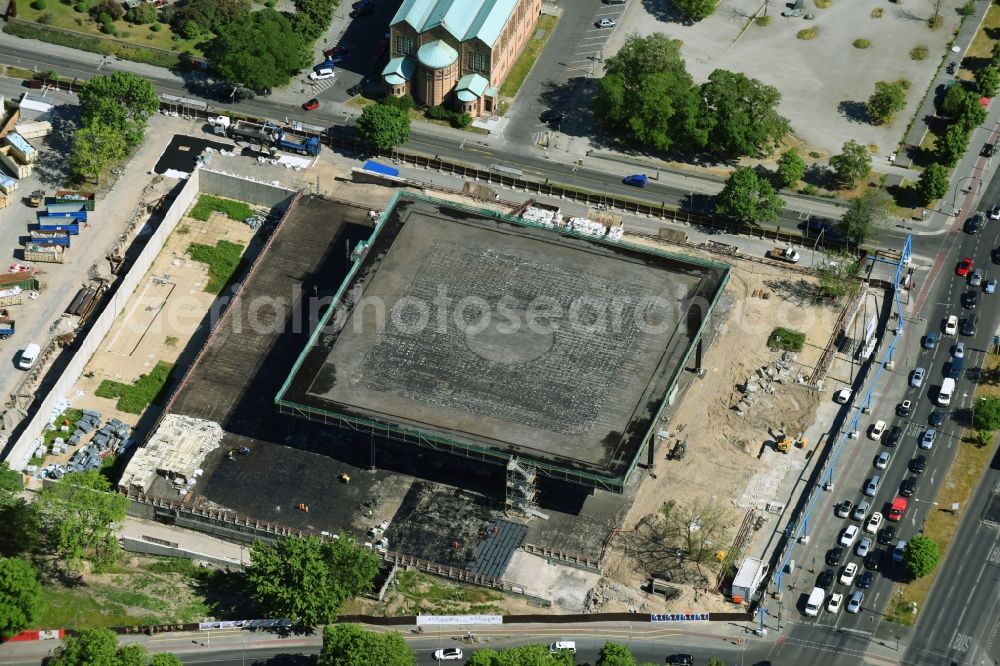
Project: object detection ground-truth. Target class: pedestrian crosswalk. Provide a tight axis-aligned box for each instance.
[310,78,336,94]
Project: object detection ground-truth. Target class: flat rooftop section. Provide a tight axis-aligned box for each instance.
[279,194,729,483]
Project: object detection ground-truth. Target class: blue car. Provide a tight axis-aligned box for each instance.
[623,174,648,187]
[923,331,939,349]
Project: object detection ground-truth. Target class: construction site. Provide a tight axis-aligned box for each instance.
[24,134,857,612]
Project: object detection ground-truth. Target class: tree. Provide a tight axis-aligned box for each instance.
[594,34,706,153]
[839,188,891,247]
[151,655,185,666]
[50,628,121,666]
[939,83,973,117]
[79,72,160,151]
[208,9,310,90]
[903,535,940,579]
[246,534,379,629]
[916,163,949,204]
[674,0,716,21]
[291,0,336,39]
[125,2,157,24]
[70,123,128,185]
[829,140,871,188]
[597,641,636,666]
[714,166,784,225]
[317,624,414,666]
[467,645,574,666]
[935,123,971,167]
[0,462,22,508]
[699,69,790,158]
[975,65,1000,98]
[866,81,908,125]
[954,94,988,133]
[816,251,861,298]
[974,395,1000,430]
[36,470,127,567]
[0,557,42,637]
[356,104,411,151]
[775,148,806,189]
[992,41,1000,67]
[168,0,248,34]
[708,659,727,666]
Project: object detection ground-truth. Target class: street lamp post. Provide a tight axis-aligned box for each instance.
[952,175,978,215]
[459,142,465,170]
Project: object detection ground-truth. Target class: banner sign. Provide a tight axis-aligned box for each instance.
[650,612,710,622]
[416,615,503,626]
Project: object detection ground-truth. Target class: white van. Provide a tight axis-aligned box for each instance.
[804,586,824,616]
[17,343,40,370]
[549,641,576,654]
[938,378,955,406]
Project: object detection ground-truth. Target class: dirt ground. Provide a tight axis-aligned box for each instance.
[600,237,840,608]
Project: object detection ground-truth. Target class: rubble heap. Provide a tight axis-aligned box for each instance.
[732,352,806,416]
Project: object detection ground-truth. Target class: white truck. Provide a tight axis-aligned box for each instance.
[767,246,801,263]
[804,586,825,617]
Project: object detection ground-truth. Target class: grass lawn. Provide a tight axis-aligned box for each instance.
[95,361,173,414]
[14,0,205,62]
[499,14,558,98]
[189,195,254,223]
[186,240,245,294]
[965,4,1000,63]
[389,570,504,616]
[891,352,1000,623]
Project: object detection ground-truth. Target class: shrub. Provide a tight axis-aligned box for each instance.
[910,45,928,60]
[36,11,52,22]
[853,38,871,48]
[957,0,975,15]
[189,194,254,222]
[871,7,883,16]
[815,0,831,7]
[381,93,413,111]
[32,0,46,9]
[974,395,1000,430]
[91,0,124,20]
[150,21,162,31]
[768,327,806,351]
[797,28,819,39]
[97,10,111,23]
[126,2,157,24]
[756,14,770,25]
[74,1,85,10]
[801,183,819,195]
[928,15,942,28]
[96,362,174,414]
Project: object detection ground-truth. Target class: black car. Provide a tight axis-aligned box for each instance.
[817,568,835,589]
[347,83,364,97]
[884,425,902,448]
[962,313,978,336]
[349,5,374,17]
[897,401,911,417]
[993,247,1000,264]
[911,455,927,474]
[864,548,884,571]
[929,411,945,427]
[858,571,875,589]
[826,547,844,567]
[540,110,565,123]
[962,291,978,309]
[901,476,918,497]
[878,525,897,545]
[965,213,984,234]
[666,656,694,666]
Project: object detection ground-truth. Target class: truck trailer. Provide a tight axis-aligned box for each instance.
[36,218,80,235]
[44,206,87,221]
[277,132,320,156]
[23,243,66,263]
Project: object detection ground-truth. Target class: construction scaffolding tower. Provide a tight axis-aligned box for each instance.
[506,457,548,520]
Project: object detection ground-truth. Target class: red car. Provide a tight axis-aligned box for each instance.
[302,98,320,111]
[957,258,974,276]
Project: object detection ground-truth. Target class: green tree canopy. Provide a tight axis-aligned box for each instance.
[674,0,717,21]
[36,470,127,567]
[291,0,336,39]
[830,139,872,188]
[70,123,128,186]
[916,163,949,205]
[466,644,574,666]
[935,123,972,167]
[0,557,42,637]
[975,65,1000,98]
[903,535,940,578]
[992,41,1000,67]
[954,93,988,133]
[940,83,975,117]
[79,72,160,151]
[356,104,411,150]
[317,624,414,666]
[714,166,784,224]
[595,34,705,153]
[817,251,861,298]
[0,462,22,507]
[596,641,636,666]
[700,69,790,158]
[50,628,131,666]
[775,148,806,189]
[246,534,379,629]
[866,81,908,125]
[839,188,891,247]
[151,654,185,666]
[168,0,248,34]
[974,395,1000,430]
[209,9,310,89]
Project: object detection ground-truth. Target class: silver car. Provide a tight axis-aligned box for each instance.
[856,536,872,557]
[847,591,864,613]
[987,279,997,294]
[971,269,984,287]
[911,367,925,387]
[920,428,936,449]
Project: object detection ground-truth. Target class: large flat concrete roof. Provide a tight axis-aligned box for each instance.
[278,194,729,488]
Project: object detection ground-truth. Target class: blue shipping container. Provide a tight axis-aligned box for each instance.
[37,218,80,235]
[44,210,87,221]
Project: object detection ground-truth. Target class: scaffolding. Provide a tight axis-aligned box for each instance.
[505,457,548,520]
